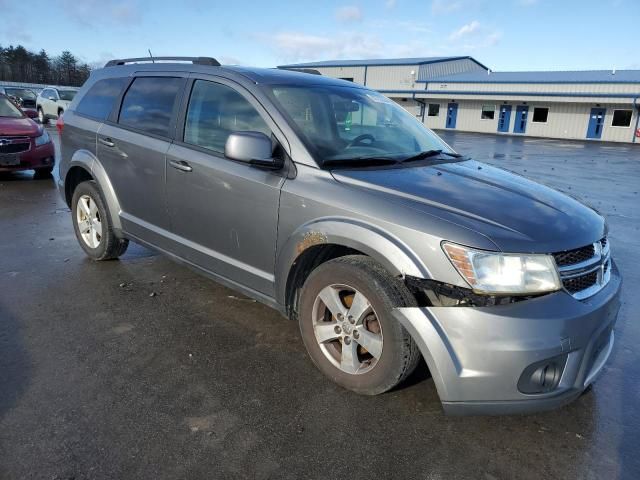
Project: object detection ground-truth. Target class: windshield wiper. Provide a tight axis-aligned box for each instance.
[399,149,463,163]
[322,156,399,168]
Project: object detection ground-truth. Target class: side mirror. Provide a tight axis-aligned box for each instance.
[48,96,57,101]
[225,131,282,170]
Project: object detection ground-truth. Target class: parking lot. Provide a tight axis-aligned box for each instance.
[1,128,639,479]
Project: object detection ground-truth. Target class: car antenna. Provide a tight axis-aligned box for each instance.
[148,49,155,63]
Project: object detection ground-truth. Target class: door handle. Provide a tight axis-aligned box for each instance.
[169,159,193,172]
[98,137,115,147]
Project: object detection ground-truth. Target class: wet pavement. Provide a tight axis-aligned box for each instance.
[1,128,639,479]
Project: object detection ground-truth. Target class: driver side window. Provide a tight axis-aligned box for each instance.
[184,80,271,154]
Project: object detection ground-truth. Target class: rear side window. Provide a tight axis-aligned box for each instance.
[75,77,127,120]
[183,80,270,153]
[119,77,183,137]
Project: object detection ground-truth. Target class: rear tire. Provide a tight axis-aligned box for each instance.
[71,180,128,260]
[37,107,47,125]
[298,255,421,395]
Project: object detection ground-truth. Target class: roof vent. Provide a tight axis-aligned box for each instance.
[612,69,616,75]
[487,69,491,75]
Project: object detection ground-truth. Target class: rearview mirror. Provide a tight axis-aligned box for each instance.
[225,131,282,170]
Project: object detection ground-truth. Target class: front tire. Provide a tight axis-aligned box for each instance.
[298,255,421,395]
[71,180,128,260]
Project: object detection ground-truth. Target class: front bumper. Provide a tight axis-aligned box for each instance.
[0,141,55,172]
[394,263,622,415]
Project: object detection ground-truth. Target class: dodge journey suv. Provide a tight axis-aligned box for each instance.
[58,57,621,415]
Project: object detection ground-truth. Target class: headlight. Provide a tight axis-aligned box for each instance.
[442,242,561,295]
[35,129,51,147]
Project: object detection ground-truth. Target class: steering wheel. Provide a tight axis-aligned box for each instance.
[346,134,376,148]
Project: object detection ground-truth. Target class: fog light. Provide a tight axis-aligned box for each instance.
[518,354,567,394]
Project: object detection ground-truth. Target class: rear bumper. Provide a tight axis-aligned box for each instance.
[0,142,55,172]
[394,263,622,415]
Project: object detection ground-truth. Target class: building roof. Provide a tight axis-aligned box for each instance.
[424,70,640,84]
[278,56,487,69]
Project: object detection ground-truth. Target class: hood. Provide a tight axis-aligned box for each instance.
[332,159,605,254]
[0,116,40,137]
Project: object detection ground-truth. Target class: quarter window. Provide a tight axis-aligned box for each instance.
[118,77,183,137]
[75,77,128,120]
[427,104,440,117]
[532,107,549,123]
[184,80,270,154]
[611,109,632,127]
[481,105,495,120]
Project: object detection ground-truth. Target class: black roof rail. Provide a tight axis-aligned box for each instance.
[104,56,221,67]
[277,67,322,76]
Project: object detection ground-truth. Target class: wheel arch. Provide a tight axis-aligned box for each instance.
[64,151,123,233]
[276,218,432,318]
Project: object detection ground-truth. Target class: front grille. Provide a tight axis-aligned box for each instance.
[553,237,610,300]
[0,137,30,154]
[563,271,598,294]
[553,244,595,267]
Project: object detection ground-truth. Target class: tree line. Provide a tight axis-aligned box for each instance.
[0,45,91,87]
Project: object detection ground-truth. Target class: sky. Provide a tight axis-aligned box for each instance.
[1,0,639,71]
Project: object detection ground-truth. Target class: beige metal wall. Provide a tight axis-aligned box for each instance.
[425,81,640,95]
[419,99,639,143]
[365,65,420,90]
[312,66,366,84]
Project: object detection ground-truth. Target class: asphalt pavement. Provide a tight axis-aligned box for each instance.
[1,128,639,479]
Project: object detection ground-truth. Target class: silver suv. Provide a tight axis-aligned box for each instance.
[58,57,621,415]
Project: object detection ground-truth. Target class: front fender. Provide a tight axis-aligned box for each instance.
[274,217,432,306]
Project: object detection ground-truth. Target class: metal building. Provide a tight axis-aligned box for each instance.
[278,57,640,144]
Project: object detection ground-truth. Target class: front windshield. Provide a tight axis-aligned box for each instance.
[58,90,77,101]
[265,84,454,166]
[0,96,24,118]
[5,88,36,100]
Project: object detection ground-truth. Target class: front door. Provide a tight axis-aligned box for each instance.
[96,75,186,245]
[497,105,512,132]
[513,105,529,134]
[446,103,458,129]
[165,78,285,297]
[586,108,606,139]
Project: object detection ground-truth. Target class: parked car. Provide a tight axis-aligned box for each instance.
[58,57,621,415]
[36,86,78,124]
[0,93,55,175]
[0,86,38,118]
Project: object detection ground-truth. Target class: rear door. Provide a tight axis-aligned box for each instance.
[165,76,287,296]
[97,74,187,246]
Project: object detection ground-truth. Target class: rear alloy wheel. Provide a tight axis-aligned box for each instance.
[299,255,421,395]
[71,180,128,260]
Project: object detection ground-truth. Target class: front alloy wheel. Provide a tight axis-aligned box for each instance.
[312,284,383,375]
[298,255,421,395]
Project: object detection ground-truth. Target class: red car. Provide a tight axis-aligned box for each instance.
[0,93,55,175]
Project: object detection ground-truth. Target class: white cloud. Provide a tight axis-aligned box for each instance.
[431,0,463,14]
[448,20,480,41]
[265,31,383,62]
[335,6,363,22]
[385,0,397,8]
